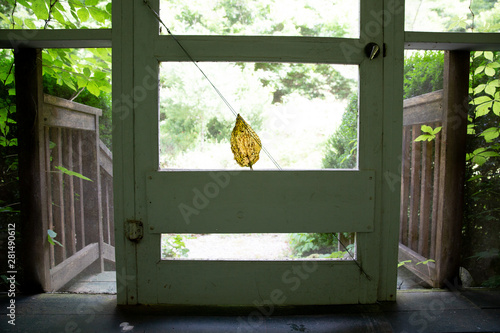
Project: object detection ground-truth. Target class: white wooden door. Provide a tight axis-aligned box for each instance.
[113,0,403,305]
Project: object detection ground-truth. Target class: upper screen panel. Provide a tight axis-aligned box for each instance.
[159,0,360,38]
[405,0,500,32]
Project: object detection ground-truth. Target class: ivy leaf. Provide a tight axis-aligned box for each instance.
[54,165,92,181]
[77,8,90,22]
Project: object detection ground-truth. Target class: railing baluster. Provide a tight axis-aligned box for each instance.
[409,125,422,252]
[418,138,433,257]
[45,127,55,268]
[400,126,411,246]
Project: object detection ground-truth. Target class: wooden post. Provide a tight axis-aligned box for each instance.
[435,51,469,287]
[15,48,51,292]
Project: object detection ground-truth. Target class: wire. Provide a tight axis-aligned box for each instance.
[144,0,282,170]
[334,233,372,281]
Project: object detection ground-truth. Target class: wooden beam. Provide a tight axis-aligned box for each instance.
[405,32,500,51]
[403,90,443,126]
[0,29,112,49]
[398,244,437,288]
[49,243,99,291]
[15,48,52,293]
[435,51,469,287]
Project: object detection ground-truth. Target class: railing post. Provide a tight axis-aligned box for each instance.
[15,48,51,292]
[435,51,469,287]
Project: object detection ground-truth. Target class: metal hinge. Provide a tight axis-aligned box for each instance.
[127,219,143,242]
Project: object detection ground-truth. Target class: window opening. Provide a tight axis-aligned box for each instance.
[405,0,500,33]
[161,232,357,261]
[158,0,360,38]
[159,62,358,170]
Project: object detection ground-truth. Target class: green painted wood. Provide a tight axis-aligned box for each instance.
[155,36,365,64]
[155,261,363,305]
[404,32,500,51]
[112,0,139,305]
[146,170,375,233]
[378,0,405,302]
[125,0,397,306]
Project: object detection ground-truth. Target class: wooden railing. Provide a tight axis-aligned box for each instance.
[41,94,114,291]
[399,51,469,288]
[399,90,442,286]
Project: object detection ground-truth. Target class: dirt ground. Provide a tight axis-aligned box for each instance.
[183,233,293,260]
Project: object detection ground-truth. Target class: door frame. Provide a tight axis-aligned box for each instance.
[112,0,405,305]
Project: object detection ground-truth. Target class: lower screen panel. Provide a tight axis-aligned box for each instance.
[161,233,356,260]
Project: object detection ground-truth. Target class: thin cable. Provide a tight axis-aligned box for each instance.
[144,0,282,170]
[334,233,372,281]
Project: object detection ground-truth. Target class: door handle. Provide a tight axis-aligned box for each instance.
[365,43,380,60]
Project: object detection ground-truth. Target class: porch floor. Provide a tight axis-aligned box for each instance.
[59,265,428,294]
[1,289,499,332]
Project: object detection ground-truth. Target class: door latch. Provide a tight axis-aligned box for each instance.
[365,43,380,60]
[127,219,143,242]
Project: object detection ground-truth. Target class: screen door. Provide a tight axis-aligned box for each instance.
[113,0,402,305]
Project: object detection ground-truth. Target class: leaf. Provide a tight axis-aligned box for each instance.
[472,95,492,105]
[485,66,496,77]
[421,124,433,134]
[485,84,497,96]
[24,18,36,29]
[476,101,493,117]
[398,260,411,267]
[493,102,500,116]
[480,127,500,142]
[88,7,106,24]
[474,84,486,94]
[54,165,92,181]
[416,259,435,265]
[47,229,63,247]
[77,8,90,22]
[484,51,494,61]
[230,114,261,169]
[475,65,485,75]
[86,81,100,97]
[30,0,49,20]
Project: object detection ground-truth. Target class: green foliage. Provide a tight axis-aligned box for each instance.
[206,116,232,142]
[54,166,92,182]
[254,63,354,104]
[288,233,354,259]
[288,233,336,257]
[403,51,444,99]
[463,50,500,288]
[415,125,442,142]
[47,229,63,247]
[322,94,358,169]
[161,234,191,258]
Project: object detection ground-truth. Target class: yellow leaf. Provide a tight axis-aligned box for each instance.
[230,114,261,170]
